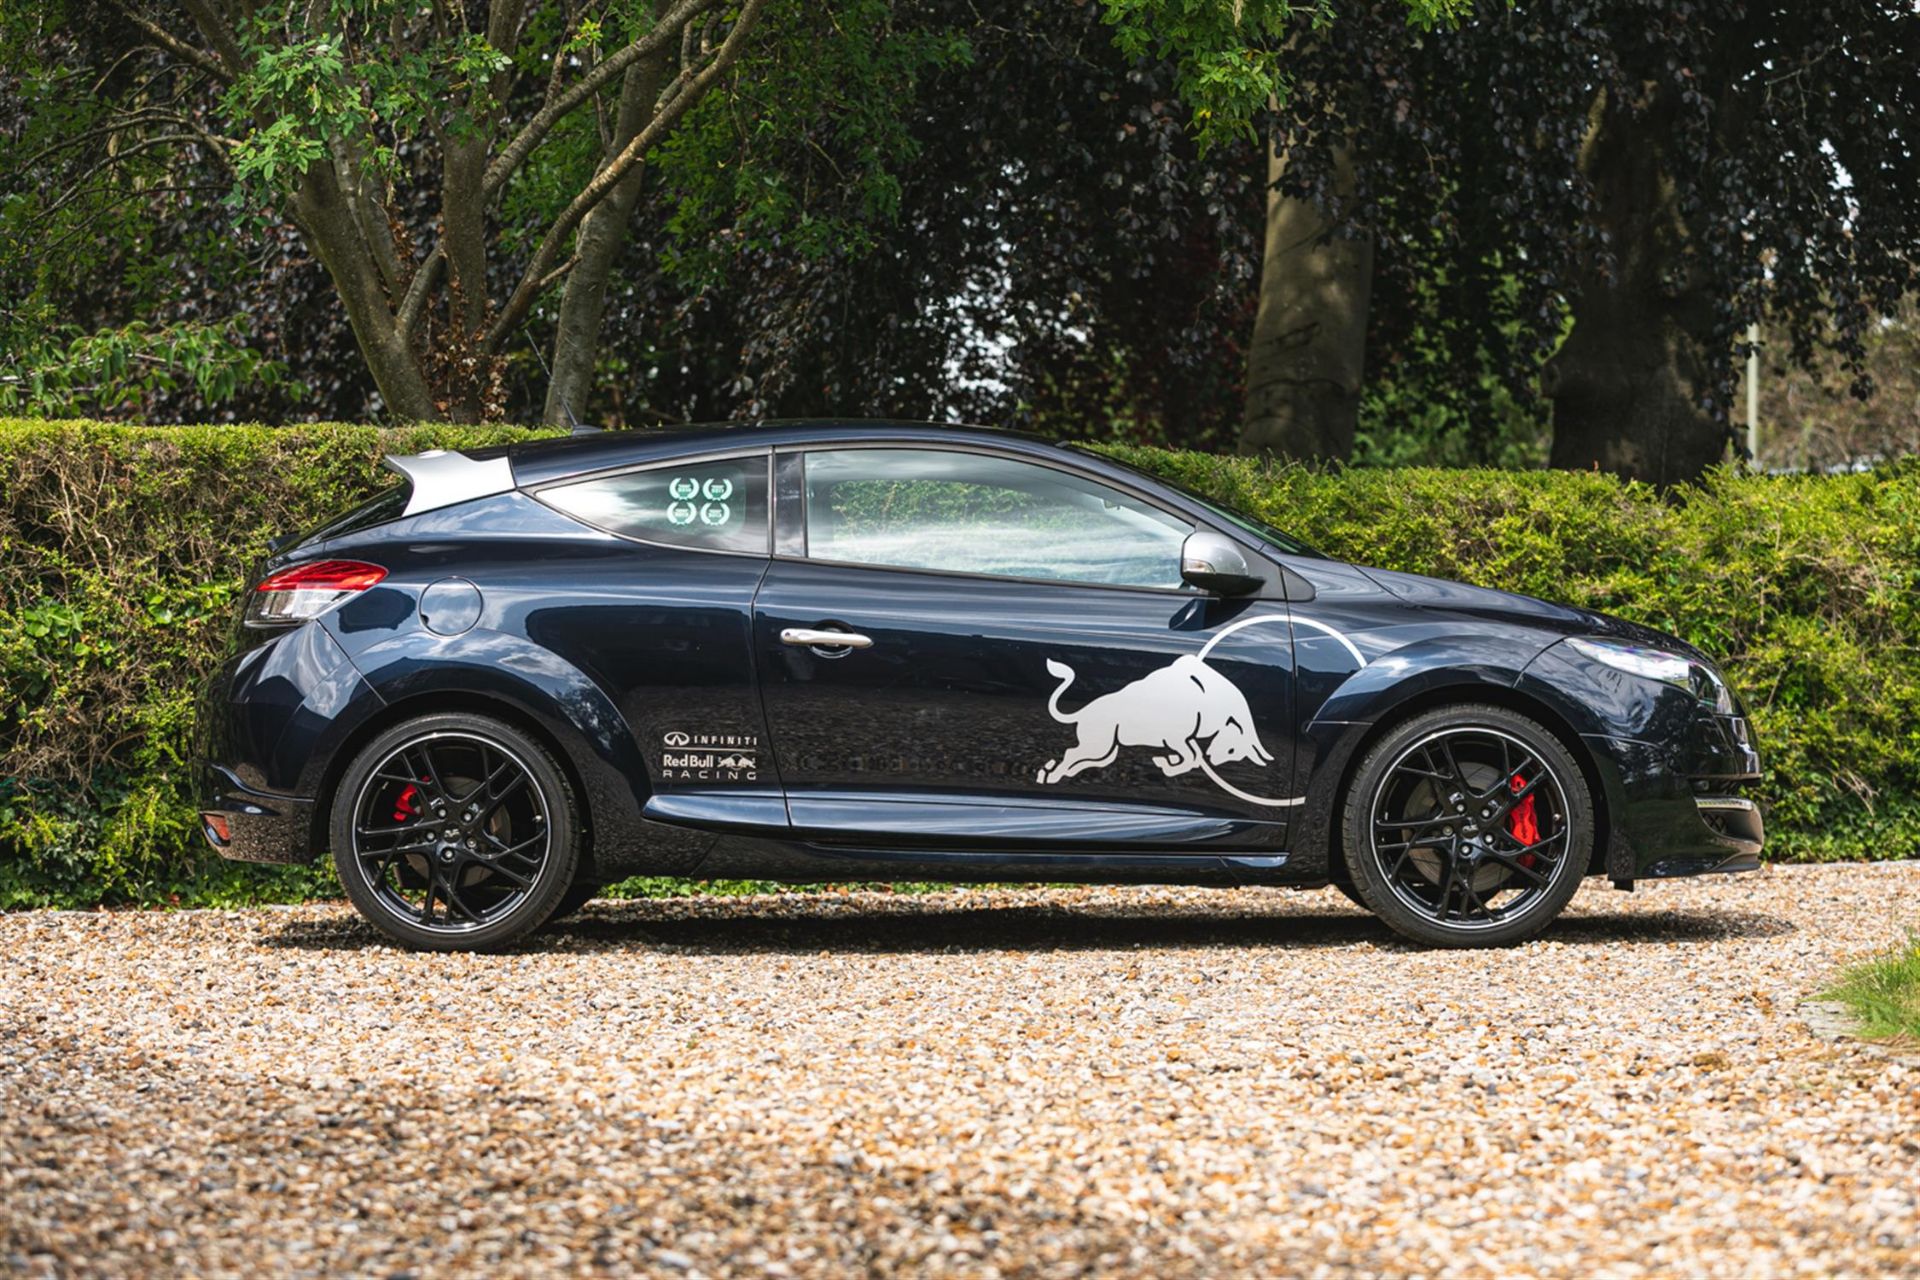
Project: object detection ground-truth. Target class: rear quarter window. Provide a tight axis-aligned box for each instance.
[536,454,770,554]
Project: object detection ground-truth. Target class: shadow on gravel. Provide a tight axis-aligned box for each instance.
[260,900,1796,955]
[1548,909,1796,944]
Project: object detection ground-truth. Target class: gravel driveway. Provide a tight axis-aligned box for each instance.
[3,862,1917,1278]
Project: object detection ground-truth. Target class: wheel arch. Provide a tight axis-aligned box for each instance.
[1320,681,1612,882]
[309,689,609,883]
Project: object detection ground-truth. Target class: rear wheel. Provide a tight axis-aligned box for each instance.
[1330,881,1369,909]
[330,712,579,952]
[1341,704,1592,948]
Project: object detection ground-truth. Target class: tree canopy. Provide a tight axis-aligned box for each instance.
[1,0,1915,478]
[1266,0,1920,479]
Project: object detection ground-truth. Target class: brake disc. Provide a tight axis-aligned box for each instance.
[1404,765,1510,894]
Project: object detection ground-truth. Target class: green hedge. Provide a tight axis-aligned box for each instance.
[0,423,555,907]
[3,421,1916,907]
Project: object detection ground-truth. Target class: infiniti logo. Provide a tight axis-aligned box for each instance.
[663,731,691,747]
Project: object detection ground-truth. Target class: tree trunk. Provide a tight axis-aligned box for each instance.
[440,135,494,422]
[542,19,675,427]
[291,168,440,422]
[180,0,440,420]
[1546,87,1726,485]
[1238,139,1373,459]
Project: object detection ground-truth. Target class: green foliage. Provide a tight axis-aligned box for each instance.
[654,0,973,285]
[1824,937,1920,1043]
[0,421,555,907]
[0,4,302,423]
[1352,259,1562,469]
[3,422,1916,909]
[1099,0,1463,150]
[0,320,289,418]
[221,5,511,198]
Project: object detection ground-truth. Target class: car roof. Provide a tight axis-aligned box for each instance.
[505,419,1060,487]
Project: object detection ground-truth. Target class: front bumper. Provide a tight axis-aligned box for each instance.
[1519,639,1764,882]
[1640,795,1764,878]
[1574,707,1763,880]
[1580,712,1764,881]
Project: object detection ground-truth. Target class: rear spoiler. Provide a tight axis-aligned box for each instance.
[383,450,517,516]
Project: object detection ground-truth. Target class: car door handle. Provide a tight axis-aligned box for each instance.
[780,627,873,650]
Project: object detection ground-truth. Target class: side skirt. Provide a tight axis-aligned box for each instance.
[689,832,1304,887]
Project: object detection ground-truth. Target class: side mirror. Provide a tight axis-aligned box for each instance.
[1180,530,1262,596]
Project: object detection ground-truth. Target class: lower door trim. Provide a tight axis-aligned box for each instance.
[786,788,1285,850]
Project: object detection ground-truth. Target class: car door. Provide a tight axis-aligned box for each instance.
[752,445,1299,850]
[529,449,785,830]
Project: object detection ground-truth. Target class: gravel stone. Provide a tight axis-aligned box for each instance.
[3,862,1918,1277]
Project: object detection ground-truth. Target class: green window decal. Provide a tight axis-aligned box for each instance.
[541,456,769,554]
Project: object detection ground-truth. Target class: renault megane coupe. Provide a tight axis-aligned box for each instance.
[198,422,1764,951]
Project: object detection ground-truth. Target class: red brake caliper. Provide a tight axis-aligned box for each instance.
[1507,773,1540,864]
[392,783,420,825]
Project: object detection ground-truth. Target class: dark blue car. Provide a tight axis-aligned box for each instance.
[198,422,1763,951]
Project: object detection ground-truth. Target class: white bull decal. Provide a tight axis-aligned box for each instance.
[1037,654,1274,785]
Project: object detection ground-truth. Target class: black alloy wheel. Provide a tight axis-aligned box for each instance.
[1342,704,1593,948]
[330,712,579,951]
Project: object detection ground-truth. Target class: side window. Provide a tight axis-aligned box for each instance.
[803,448,1193,589]
[539,455,770,554]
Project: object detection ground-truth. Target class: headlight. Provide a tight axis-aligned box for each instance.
[1566,636,1734,713]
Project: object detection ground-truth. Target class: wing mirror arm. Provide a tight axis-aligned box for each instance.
[1179,530,1265,597]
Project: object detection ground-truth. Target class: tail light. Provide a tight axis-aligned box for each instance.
[245,559,387,627]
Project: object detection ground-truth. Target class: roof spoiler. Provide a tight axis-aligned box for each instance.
[383,450,517,516]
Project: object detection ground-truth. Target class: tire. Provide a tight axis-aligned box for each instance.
[1331,881,1369,910]
[544,876,603,925]
[330,712,580,952]
[1341,703,1593,948]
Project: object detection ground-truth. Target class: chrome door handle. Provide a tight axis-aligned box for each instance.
[779,627,873,650]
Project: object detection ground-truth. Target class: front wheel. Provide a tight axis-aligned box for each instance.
[330,712,580,952]
[1341,704,1593,948]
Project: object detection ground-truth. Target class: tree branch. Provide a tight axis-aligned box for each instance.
[483,0,532,110]
[531,254,579,295]
[178,0,249,78]
[37,185,230,258]
[398,246,446,341]
[484,0,769,350]
[37,136,211,223]
[541,0,578,111]
[22,107,215,168]
[480,0,714,201]
[330,135,408,297]
[107,1,232,82]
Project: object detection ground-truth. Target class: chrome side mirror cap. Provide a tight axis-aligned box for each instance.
[1180,530,1263,596]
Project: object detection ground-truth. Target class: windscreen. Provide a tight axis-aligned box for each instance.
[1071,446,1324,559]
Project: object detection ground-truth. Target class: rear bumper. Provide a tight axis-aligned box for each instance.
[199,764,317,865]
[196,619,381,866]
